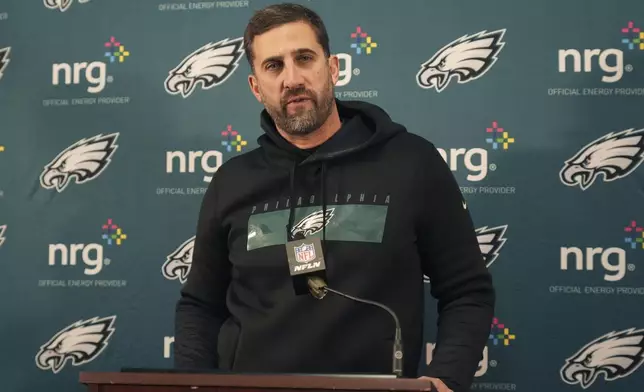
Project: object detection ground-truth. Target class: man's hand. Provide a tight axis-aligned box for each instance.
[417,377,453,392]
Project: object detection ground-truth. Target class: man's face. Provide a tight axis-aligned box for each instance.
[248,21,339,136]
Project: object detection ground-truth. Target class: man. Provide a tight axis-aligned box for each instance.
[174,3,495,392]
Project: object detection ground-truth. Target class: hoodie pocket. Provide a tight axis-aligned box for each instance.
[218,317,241,370]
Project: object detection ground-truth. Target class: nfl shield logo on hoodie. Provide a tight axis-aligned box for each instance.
[295,243,316,263]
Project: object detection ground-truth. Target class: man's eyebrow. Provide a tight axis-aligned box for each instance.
[261,48,318,66]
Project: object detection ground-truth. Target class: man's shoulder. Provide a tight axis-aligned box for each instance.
[387,129,439,155]
[212,147,263,181]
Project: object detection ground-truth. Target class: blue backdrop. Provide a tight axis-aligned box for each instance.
[1,1,643,391]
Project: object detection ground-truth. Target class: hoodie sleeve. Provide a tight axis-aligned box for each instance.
[174,174,231,369]
[415,143,495,392]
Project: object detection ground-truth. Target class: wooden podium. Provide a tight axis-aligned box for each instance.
[79,372,434,392]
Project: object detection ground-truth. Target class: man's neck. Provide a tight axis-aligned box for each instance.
[277,104,342,149]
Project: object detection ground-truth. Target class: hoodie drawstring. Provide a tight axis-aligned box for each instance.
[286,161,300,241]
[285,161,328,256]
[320,163,327,255]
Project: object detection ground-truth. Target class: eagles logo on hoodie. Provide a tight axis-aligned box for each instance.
[290,208,336,238]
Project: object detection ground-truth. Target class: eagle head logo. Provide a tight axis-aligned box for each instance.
[560,128,644,190]
[0,46,10,81]
[476,225,508,268]
[560,328,644,389]
[291,208,335,238]
[416,29,506,92]
[44,0,90,12]
[0,224,6,247]
[35,315,116,373]
[39,133,119,193]
[162,236,195,284]
[423,224,508,283]
[165,37,244,98]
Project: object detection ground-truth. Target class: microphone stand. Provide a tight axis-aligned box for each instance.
[307,277,404,378]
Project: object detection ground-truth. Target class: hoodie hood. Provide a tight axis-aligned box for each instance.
[256,98,407,256]
[258,98,406,167]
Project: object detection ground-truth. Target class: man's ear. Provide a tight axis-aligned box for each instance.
[329,55,340,85]
[248,74,262,103]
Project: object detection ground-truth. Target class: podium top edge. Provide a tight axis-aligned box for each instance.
[79,372,434,391]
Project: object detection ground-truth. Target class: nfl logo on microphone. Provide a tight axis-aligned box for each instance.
[287,237,325,274]
[295,243,316,263]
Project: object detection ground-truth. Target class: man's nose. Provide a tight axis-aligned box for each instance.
[283,63,305,89]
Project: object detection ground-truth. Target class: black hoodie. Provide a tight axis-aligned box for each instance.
[173,99,495,392]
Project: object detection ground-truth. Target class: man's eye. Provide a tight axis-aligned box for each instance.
[266,62,280,70]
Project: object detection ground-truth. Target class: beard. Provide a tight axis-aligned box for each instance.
[262,76,334,136]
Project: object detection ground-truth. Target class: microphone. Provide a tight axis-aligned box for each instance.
[285,235,328,296]
[285,236,404,377]
[307,276,404,378]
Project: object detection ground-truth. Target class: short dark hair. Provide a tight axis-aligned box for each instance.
[243,3,331,72]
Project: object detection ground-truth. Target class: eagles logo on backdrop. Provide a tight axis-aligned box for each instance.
[476,225,508,268]
[165,37,245,98]
[0,224,6,247]
[35,316,116,374]
[0,46,10,81]
[162,236,195,284]
[424,224,508,283]
[43,0,90,12]
[560,327,644,389]
[39,133,119,193]
[416,29,506,93]
[560,128,644,191]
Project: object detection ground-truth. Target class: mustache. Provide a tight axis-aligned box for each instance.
[281,88,316,106]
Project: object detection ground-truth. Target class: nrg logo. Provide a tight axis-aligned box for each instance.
[437,148,490,182]
[166,150,223,183]
[335,26,378,87]
[436,121,515,182]
[49,243,109,275]
[335,53,360,87]
[163,336,174,359]
[164,125,245,183]
[557,21,642,83]
[52,36,130,93]
[48,219,127,275]
[560,221,641,282]
[560,247,634,282]
[165,125,246,183]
